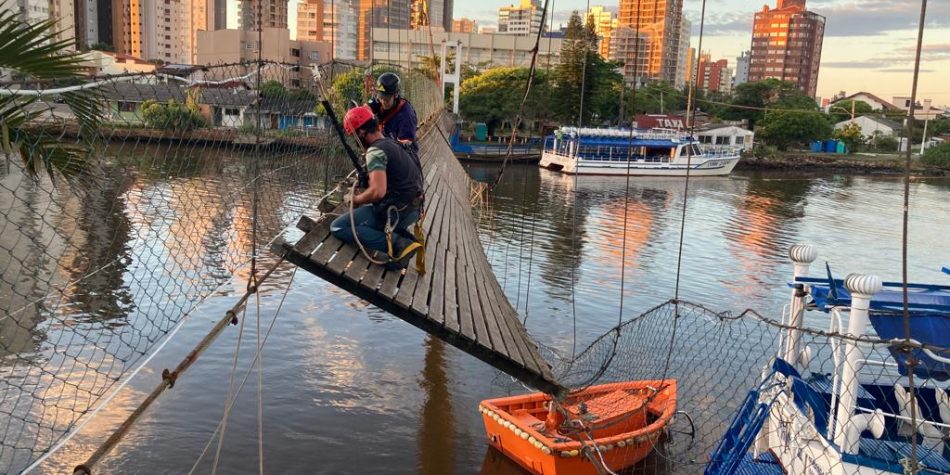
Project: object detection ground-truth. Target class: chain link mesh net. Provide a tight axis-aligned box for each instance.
[520,299,950,475]
[0,60,442,474]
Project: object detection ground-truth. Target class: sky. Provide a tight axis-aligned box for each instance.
[456,0,950,106]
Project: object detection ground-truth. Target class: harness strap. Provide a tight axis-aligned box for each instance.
[378,98,406,127]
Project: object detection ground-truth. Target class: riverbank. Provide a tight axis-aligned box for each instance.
[29,123,334,151]
[737,151,949,175]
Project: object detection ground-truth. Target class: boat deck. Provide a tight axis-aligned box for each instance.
[272,113,564,396]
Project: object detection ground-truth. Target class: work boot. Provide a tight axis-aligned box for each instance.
[386,235,423,271]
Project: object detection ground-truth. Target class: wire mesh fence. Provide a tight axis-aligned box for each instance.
[526,298,950,475]
[0,59,442,474]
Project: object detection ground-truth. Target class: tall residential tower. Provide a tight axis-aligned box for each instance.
[748,0,825,97]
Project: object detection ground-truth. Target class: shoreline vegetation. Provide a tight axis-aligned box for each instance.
[30,124,948,175]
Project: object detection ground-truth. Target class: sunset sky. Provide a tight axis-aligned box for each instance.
[458,0,950,106]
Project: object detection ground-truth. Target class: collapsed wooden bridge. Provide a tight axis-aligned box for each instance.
[271,112,565,396]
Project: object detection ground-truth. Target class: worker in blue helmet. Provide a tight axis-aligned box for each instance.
[368,72,419,153]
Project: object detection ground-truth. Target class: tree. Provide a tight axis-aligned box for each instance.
[0,10,103,180]
[459,67,550,135]
[921,142,950,169]
[89,42,114,52]
[551,11,623,126]
[757,110,832,151]
[869,132,898,152]
[832,122,864,153]
[260,80,287,98]
[828,100,873,124]
[141,99,206,131]
[624,81,686,117]
[720,78,817,128]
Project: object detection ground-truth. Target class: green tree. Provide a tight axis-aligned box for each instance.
[921,142,950,169]
[833,122,865,153]
[624,82,686,116]
[0,10,103,180]
[828,100,874,124]
[552,11,622,126]
[141,99,206,131]
[720,79,817,128]
[757,110,832,151]
[459,67,550,136]
[869,132,899,152]
[260,80,288,98]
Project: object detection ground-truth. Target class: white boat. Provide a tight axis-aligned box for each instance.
[706,244,950,475]
[538,127,741,177]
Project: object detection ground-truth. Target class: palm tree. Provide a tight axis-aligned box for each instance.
[0,10,103,180]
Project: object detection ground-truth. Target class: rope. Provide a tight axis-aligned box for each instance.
[210,298,250,474]
[489,0,550,190]
[900,1,928,471]
[569,0,592,360]
[188,267,298,475]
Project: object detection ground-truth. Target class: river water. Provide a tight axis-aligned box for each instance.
[8,157,950,474]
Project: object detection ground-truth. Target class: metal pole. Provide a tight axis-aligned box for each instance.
[832,273,882,453]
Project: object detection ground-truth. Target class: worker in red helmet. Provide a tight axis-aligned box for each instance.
[331,105,424,269]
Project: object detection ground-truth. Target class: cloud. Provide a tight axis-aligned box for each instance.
[876,68,936,73]
[811,1,950,37]
[823,60,891,69]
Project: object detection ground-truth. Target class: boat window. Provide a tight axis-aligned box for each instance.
[645,147,673,162]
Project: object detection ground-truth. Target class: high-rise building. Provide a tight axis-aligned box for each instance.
[324,0,358,59]
[452,17,476,33]
[410,0,447,31]
[675,17,690,88]
[617,0,683,83]
[748,0,825,97]
[141,0,191,63]
[733,50,750,88]
[356,0,411,60]
[49,0,76,49]
[211,0,226,29]
[696,53,729,93]
[240,0,289,31]
[371,27,562,69]
[586,6,618,58]
[296,0,325,42]
[498,0,545,36]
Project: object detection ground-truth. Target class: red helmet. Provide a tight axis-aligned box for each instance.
[343,105,375,135]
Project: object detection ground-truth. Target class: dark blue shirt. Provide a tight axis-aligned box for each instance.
[369,97,418,152]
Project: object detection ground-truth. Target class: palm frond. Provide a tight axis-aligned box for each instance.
[62,89,104,143]
[14,129,88,181]
[0,10,82,80]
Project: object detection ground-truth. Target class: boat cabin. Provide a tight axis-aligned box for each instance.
[545,128,703,163]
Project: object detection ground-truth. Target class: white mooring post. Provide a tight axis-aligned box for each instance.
[784,244,817,365]
[440,40,462,114]
[832,273,882,453]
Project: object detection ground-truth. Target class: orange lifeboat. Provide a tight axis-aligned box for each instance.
[479,380,677,475]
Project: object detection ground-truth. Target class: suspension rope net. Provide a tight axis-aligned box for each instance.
[0,60,442,474]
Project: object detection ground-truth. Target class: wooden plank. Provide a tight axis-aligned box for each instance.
[378,268,402,300]
[461,219,509,359]
[459,237,489,349]
[448,209,470,338]
[359,256,387,291]
[342,251,372,283]
[326,244,360,276]
[395,173,447,310]
[310,235,345,266]
[442,248,458,333]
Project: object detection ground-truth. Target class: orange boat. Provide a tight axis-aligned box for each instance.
[479,380,677,475]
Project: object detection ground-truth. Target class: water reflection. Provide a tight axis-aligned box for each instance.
[4,152,950,474]
[418,337,455,475]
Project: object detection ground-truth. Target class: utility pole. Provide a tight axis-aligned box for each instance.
[920,118,929,155]
[851,99,855,122]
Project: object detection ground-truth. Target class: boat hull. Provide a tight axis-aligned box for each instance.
[479,380,676,475]
[539,151,740,176]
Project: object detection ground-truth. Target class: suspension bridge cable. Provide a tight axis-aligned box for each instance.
[188,267,299,475]
[489,0,551,190]
[901,0,928,470]
[569,0,593,360]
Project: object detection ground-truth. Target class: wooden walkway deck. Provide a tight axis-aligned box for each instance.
[271,113,564,396]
